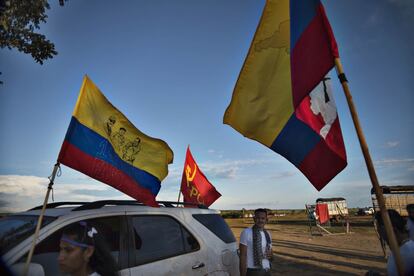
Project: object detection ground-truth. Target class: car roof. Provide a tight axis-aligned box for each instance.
[12,200,219,218]
[16,207,74,217]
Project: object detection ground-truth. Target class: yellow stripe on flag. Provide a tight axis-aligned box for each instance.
[73,75,173,181]
[223,0,293,147]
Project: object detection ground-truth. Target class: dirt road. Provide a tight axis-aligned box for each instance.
[227,217,387,275]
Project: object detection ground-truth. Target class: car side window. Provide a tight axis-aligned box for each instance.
[131,215,199,266]
[192,214,236,243]
[29,216,122,276]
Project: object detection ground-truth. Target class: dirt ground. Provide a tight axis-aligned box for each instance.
[227,217,387,275]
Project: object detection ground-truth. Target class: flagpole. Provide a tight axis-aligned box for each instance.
[334,58,404,276]
[177,189,181,206]
[23,163,60,276]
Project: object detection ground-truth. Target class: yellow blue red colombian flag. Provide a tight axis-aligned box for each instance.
[58,76,173,206]
[224,0,347,190]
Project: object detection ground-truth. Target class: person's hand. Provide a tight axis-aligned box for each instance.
[265,246,273,260]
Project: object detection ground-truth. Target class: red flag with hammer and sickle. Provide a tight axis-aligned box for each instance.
[180,146,221,207]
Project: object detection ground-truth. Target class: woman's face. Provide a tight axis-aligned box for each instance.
[58,235,93,275]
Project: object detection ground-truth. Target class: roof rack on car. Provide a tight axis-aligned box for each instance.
[71,200,208,211]
[158,201,208,209]
[29,202,90,210]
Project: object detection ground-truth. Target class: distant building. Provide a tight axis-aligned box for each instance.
[371,185,414,217]
[316,197,348,221]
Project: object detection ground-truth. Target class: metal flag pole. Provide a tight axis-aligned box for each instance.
[334,58,404,276]
[177,187,182,206]
[23,163,60,276]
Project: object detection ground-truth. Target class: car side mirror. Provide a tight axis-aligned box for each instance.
[10,262,45,276]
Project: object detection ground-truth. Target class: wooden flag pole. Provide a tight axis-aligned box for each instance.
[23,163,60,276]
[334,58,404,276]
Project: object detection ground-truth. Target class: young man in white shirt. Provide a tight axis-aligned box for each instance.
[239,208,273,276]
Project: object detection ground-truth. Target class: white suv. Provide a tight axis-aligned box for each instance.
[0,201,239,275]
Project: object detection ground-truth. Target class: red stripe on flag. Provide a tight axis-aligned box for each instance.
[325,119,347,160]
[299,139,347,191]
[318,3,339,58]
[295,96,346,160]
[60,141,158,207]
[291,6,337,108]
[295,96,325,135]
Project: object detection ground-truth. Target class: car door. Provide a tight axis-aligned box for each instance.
[127,215,207,275]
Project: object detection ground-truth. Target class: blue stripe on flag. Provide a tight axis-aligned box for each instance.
[64,117,161,195]
[270,113,321,166]
[290,0,320,50]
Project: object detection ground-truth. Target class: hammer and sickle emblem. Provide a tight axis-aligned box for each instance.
[185,163,204,204]
[185,163,197,182]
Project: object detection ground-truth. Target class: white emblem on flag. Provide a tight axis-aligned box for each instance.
[309,77,338,139]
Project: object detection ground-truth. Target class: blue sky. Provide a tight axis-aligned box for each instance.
[1,0,413,212]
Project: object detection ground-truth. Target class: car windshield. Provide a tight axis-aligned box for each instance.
[0,215,56,255]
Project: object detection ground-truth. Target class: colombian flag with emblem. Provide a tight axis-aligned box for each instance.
[58,76,173,207]
[223,0,347,190]
[180,147,221,207]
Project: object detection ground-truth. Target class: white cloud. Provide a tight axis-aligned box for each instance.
[0,175,49,213]
[157,188,181,202]
[375,158,414,168]
[207,149,223,158]
[0,175,129,213]
[0,175,48,197]
[384,141,400,148]
[205,166,237,179]
[162,167,183,186]
[201,159,271,179]
[159,158,273,200]
[269,171,296,180]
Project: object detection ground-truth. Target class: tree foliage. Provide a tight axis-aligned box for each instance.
[0,0,58,64]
